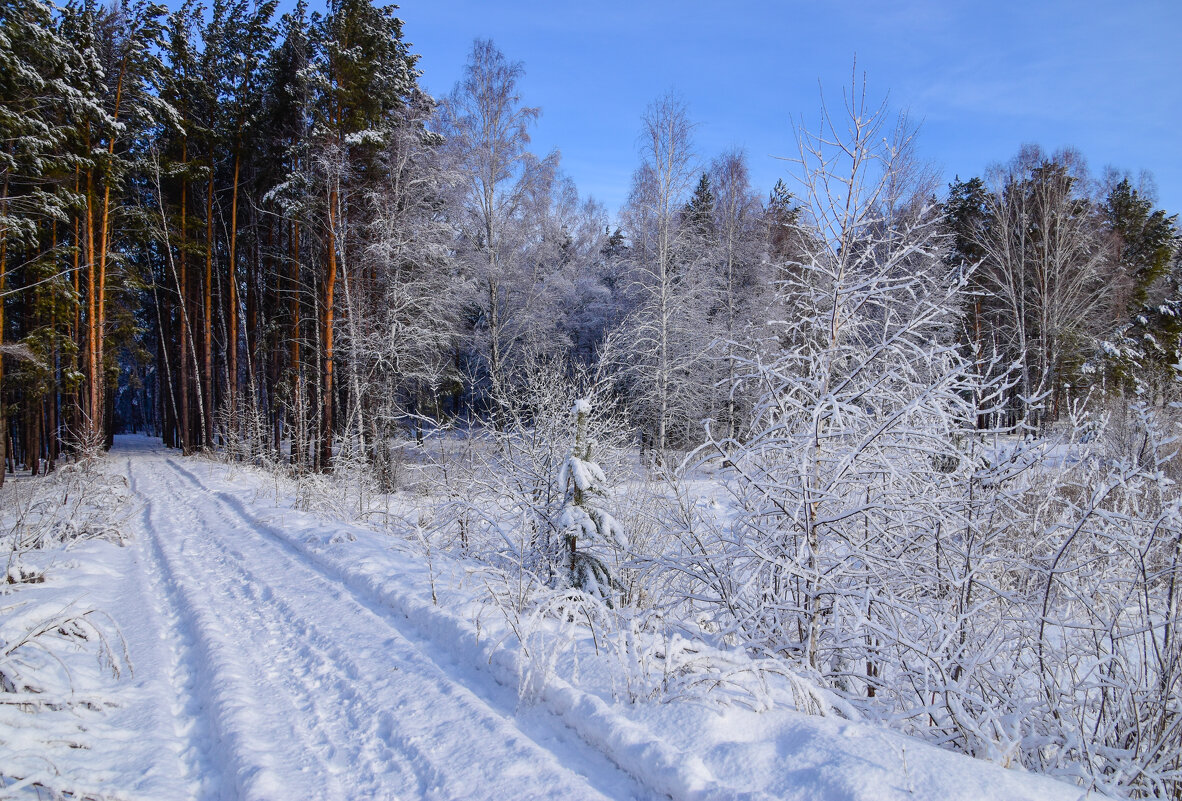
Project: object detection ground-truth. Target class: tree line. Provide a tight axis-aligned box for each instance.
[0,0,1178,483]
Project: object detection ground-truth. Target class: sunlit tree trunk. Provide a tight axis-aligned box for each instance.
[203,159,214,447]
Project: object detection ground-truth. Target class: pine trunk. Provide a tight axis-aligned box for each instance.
[204,164,214,447]
[179,150,191,453]
[291,220,302,469]
[320,189,337,471]
[85,136,98,445]
[0,228,6,488]
[94,64,127,449]
[228,146,241,420]
[71,165,81,451]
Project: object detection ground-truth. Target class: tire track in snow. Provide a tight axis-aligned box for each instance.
[175,540,441,798]
[159,455,661,801]
[141,450,623,800]
[132,459,358,800]
[129,461,249,801]
[142,472,430,798]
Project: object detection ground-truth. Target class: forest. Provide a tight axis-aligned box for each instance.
[3,0,1182,796]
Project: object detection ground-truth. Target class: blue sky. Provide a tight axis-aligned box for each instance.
[396,1,1182,223]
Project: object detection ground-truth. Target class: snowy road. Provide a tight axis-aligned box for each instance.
[4,437,1113,800]
[119,438,650,801]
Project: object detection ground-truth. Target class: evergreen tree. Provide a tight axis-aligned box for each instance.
[764,178,800,264]
[0,0,88,479]
[681,172,715,240]
[944,176,995,425]
[221,0,276,423]
[945,176,988,268]
[1094,178,1180,402]
[312,0,421,468]
[259,0,316,467]
[1104,177,1177,313]
[558,398,626,603]
[156,0,204,453]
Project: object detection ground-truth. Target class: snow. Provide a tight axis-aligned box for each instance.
[0,435,1111,800]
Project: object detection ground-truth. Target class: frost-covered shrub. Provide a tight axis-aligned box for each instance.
[0,454,129,798]
[2,457,130,586]
[621,77,1182,796]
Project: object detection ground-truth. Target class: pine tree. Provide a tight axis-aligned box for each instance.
[945,176,988,268]
[222,0,276,425]
[73,0,171,448]
[0,0,96,476]
[682,172,715,240]
[260,0,316,468]
[558,398,626,603]
[311,0,420,469]
[944,176,994,425]
[1105,177,1177,313]
[1095,178,1181,402]
[158,0,204,452]
[764,178,801,264]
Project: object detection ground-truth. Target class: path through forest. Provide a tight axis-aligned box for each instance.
[116,436,650,801]
[6,437,1107,801]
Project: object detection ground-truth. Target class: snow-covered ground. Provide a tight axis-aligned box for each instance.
[1,436,1109,800]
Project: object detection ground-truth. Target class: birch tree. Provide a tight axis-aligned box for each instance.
[692,78,976,674]
[437,39,557,426]
[976,147,1110,427]
[614,93,709,456]
[707,150,768,439]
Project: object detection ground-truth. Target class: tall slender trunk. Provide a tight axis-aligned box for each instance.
[270,250,282,458]
[334,204,366,460]
[152,276,180,450]
[312,267,322,473]
[179,141,191,453]
[85,128,98,443]
[973,297,986,429]
[290,220,302,468]
[320,186,337,470]
[657,240,669,456]
[0,190,6,488]
[94,63,127,447]
[95,177,113,443]
[48,223,58,468]
[245,209,260,451]
[482,201,505,432]
[227,145,241,417]
[486,275,502,429]
[71,164,81,448]
[161,145,204,452]
[27,398,41,476]
[204,159,214,447]
[724,245,736,441]
[47,368,57,470]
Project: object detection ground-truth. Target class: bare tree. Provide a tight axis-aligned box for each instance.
[707,149,767,440]
[686,74,974,676]
[614,93,710,457]
[437,39,558,426]
[976,146,1111,427]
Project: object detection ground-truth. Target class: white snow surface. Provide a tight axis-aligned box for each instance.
[1,436,1109,801]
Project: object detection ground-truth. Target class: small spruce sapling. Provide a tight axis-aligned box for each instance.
[558,399,627,603]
